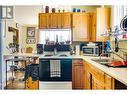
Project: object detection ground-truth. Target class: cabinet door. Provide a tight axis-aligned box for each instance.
[61,59,72,81]
[39,13,50,29]
[73,13,89,41]
[84,61,92,89]
[85,70,92,89]
[61,13,71,29]
[96,8,111,42]
[72,60,84,89]
[105,74,114,89]
[89,12,96,41]
[50,13,62,28]
[92,76,104,90]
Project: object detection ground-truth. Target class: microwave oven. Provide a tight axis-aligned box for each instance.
[82,46,99,56]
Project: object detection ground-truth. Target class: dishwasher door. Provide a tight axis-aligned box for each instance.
[39,58,72,81]
[39,59,50,81]
[61,59,72,81]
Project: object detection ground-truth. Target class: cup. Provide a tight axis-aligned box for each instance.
[73,8,76,12]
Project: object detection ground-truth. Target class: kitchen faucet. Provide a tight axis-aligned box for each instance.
[54,47,57,55]
[111,49,127,61]
[100,47,127,61]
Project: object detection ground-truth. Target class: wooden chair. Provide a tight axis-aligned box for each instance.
[26,47,33,53]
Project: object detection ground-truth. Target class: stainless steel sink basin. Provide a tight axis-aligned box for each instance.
[91,58,127,68]
[59,54,68,57]
[44,54,53,57]
[91,58,112,66]
[91,59,112,63]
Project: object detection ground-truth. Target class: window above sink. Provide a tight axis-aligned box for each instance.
[39,29,71,44]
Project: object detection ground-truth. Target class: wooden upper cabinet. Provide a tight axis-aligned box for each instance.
[39,13,50,29]
[39,13,71,29]
[96,8,111,42]
[61,13,71,28]
[50,13,62,28]
[88,12,96,42]
[72,13,90,41]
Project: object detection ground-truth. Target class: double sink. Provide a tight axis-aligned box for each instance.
[91,58,112,67]
[91,58,127,68]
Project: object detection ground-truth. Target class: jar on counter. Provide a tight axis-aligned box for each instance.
[52,8,56,13]
[45,6,49,13]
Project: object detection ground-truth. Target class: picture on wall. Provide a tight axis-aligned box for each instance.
[27,27,35,37]
[26,38,36,44]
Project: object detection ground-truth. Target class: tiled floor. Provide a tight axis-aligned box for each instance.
[39,82,72,90]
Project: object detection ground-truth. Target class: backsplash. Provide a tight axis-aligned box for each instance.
[110,40,127,60]
[72,41,102,50]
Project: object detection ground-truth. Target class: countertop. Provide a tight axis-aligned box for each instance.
[3,53,39,58]
[38,54,82,59]
[3,53,127,86]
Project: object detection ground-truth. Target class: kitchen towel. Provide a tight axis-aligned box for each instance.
[50,60,61,78]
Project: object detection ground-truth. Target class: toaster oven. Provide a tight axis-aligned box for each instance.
[82,46,99,56]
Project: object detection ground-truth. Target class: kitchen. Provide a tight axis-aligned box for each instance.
[0,5,127,90]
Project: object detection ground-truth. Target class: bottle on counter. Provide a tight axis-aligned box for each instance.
[45,6,49,13]
[52,8,56,13]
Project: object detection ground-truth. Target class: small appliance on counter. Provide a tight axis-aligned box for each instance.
[75,45,80,55]
[37,44,43,54]
[82,42,99,56]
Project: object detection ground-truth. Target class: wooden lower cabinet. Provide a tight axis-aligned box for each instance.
[92,76,104,90]
[83,61,115,90]
[105,74,114,89]
[73,60,127,90]
[85,70,92,89]
[72,59,84,89]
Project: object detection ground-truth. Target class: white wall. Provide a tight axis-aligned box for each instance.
[3,20,17,54]
[110,5,127,60]
[14,5,42,26]
[22,25,38,53]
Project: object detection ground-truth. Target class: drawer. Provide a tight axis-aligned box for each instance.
[73,59,83,65]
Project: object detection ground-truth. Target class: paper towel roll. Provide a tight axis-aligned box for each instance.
[75,45,80,55]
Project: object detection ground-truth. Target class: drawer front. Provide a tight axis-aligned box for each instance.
[73,59,83,65]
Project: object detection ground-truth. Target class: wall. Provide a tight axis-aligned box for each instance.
[14,5,42,26]
[110,5,127,60]
[3,20,16,54]
[2,19,24,54]
[71,5,100,12]
[22,25,38,53]
[1,19,24,88]
[2,6,39,54]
